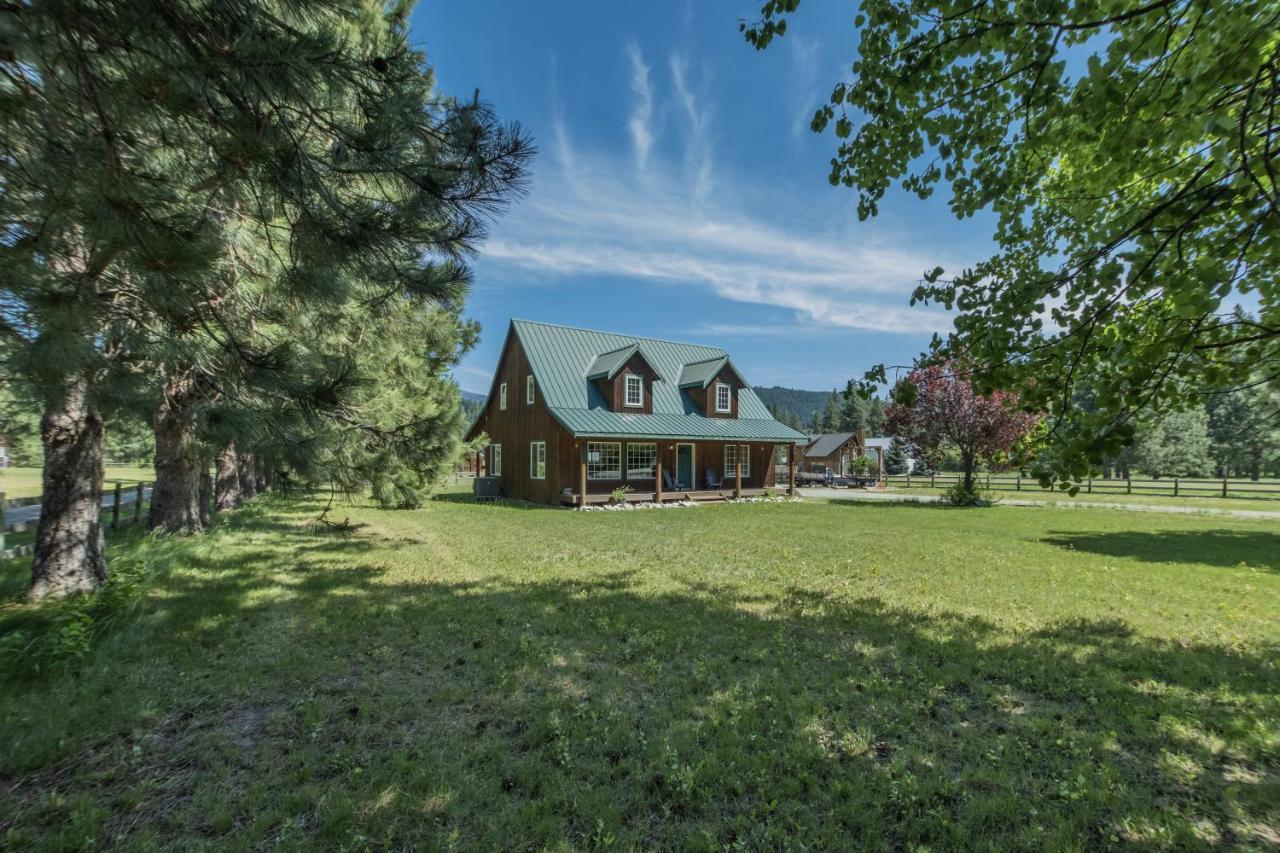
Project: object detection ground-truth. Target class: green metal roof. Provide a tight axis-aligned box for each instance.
[585,344,640,380]
[510,319,809,442]
[677,356,726,388]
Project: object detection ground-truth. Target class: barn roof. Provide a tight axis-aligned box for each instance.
[803,432,859,458]
[501,320,808,442]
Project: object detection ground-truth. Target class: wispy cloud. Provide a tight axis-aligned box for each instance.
[624,40,654,169]
[484,45,966,337]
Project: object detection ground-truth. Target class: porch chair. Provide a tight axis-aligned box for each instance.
[705,467,723,490]
[663,468,679,492]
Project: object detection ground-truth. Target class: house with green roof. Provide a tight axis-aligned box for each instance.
[465,320,809,505]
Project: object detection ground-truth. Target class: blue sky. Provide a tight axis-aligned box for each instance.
[412,1,997,395]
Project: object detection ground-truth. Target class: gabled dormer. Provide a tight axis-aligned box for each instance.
[586,344,656,414]
[678,356,748,419]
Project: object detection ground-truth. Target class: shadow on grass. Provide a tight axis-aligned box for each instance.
[1,497,1277,849]
[1042,529,1280,572]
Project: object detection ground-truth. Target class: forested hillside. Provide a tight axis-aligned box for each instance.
[753,386,833,427]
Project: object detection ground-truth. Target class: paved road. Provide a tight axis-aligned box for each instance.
[798,487,1280,520]
[3,486,153,529]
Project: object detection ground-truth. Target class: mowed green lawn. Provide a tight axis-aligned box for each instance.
[1,490,1277,849]
[0,466,155,501]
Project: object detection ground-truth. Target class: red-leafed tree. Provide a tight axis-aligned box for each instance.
[886,364,1039,494]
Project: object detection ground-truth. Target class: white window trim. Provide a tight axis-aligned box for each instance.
[530,441,546,479]
[586,441,622,480]
[725,444,750,479]
[491,443,502,476]
[624,374,643,408]
[499,382,508,411]
[715,382,732,413]
[625,442,658,479]
[526,375,535,405]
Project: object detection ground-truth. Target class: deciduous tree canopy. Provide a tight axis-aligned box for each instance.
[744,0,1279,484]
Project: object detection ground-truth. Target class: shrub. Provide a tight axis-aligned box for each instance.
[609,486,631,504]
[940,481,996,507]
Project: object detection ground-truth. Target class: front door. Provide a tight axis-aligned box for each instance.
[676,443,694,489]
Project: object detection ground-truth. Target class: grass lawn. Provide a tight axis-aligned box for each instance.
[1,489,1277,848]
[0,466,155,501]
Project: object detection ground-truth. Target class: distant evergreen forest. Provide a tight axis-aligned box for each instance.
[752,387,833,427]
[755,386,888,436]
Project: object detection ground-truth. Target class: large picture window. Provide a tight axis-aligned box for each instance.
[586,442,621,480]
[624,374,643,408]
[491,443,502,476]
[715,383,732,413]
[626,442,657,479]
[530,441,546,479]
[725,444,750,478]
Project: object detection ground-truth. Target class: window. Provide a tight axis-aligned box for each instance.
[624,374,643,408]
[725,444,750,478]
[529,441,546,479]
[715,383,732,413]
[526,375,535,405]
[626,442,657,479]
[490,443,502,476]
[586,442,621,480]
[499,382,508,410]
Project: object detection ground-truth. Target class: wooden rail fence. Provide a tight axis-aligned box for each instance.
[880,473,1280,500]
[1,480,153,560]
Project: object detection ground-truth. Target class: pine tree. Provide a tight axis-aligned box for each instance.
[820,392,841,433]
[884,439,909,475]
[1,0,529,597]
[838,382,868,434]
[1130,409,1214,478]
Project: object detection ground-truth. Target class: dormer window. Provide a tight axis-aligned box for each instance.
[715,382,732,413]
[624,374,643,408]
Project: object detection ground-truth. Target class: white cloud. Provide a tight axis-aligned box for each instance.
[624,41,654,169]
[483,47,967,337]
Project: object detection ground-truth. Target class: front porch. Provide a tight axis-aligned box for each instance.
[563,437,799,508]
[559,486,778,506]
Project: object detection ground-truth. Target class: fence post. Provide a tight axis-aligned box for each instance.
[134,482,145,524]
[930,473,935,489]
[1126,477,1132,494]
[1087,477,1092,494]
[1016,475,1021,491]
[1221,478,1228,498]
[1173,477,1179,497]
[905,472,911,489]
[986,472,990,490]
[110,482,122,529]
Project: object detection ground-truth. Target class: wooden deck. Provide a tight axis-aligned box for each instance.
[559,487,776,505]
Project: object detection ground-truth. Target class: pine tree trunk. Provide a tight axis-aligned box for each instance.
[199,466,213,527]
[148,372,204,534]
[254,460,267,494]
[215,441,242,510]
[238,451,258,500]
[29,375,107,601]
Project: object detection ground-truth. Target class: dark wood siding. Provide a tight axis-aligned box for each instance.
[612,354,655,414]
[470,330,568,504]
[698,364,742,419]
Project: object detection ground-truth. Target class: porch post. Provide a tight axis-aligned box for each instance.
[656,460,663,504]
[579,441,587,508]
[787,443,796,496]
[735,444,743,498]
